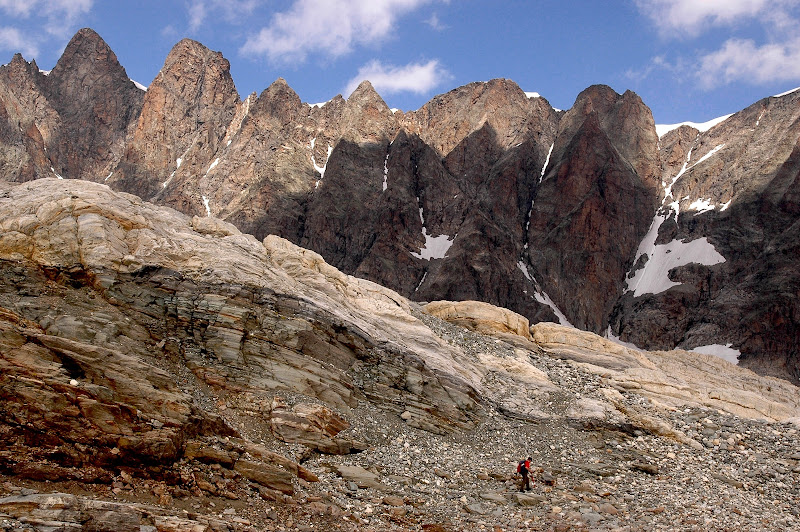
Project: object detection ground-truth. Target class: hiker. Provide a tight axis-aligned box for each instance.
[517,456,532,492]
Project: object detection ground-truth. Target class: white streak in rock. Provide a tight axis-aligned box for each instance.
[539,142,554,183]
[312,143,333,188]
[206,158,220,174]
[533,291,574,328]
[414,271,428,292]
[202,195,211,217]
[383,153,389,192]
[517,260,573,327]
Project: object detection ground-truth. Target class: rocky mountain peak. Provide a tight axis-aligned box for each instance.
[340,79,397,143]
[48,28,115,75]
[39,27,144,182]
[4,53,41,80]
[255,77,304,126]
[347,80,385,107]
[556,84,659,190]
[403,78,547,157]
[0,53,56,182]
[111,37,239,202]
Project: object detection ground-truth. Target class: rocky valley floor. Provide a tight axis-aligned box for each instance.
[3,312,799,532]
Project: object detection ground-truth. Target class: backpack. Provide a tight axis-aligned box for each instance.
[517,460,528,474]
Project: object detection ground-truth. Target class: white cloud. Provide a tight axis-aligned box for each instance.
[0,0,93,39]
[344,59,450,97]
[635,0,777,36]
[0,26,39,57]
[41,0,93,37]
[185,0,259,32]
[240,0,440,62]
[187,1,207,32]
[698,37,800,88]
[635,0,800,89]
[0,0,32,17]
[425,12,447,30]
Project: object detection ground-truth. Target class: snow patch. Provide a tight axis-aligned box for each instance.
[525,91,541,98]
[691,344,740,365]
[626,235,725,297]
[411,200,455,260]
[773,86,800,98]
[131,79,147,91]
[176,158,183,169]
[688,198,715,213]
[39,69,51,76]
[655,114,733,138]
[411,231,455,260]
[309,100,330,108]
[311,141,333,187]
[202,196,211,217]
[104,172,113,182]
[50,167,63,179]
[516,261,533,282]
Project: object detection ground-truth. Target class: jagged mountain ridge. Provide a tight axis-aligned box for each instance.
[1,28,798,383]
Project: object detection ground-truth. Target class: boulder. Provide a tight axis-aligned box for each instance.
[269,397,368,454]
[423,300,533,340]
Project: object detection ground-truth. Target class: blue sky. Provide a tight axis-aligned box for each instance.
[2,1,800,125]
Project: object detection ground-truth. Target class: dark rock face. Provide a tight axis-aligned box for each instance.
[527,87,661,332]
[43,28,144,182]
[0,29,143,184]
[1,28,800,382]
[610,90,800,383]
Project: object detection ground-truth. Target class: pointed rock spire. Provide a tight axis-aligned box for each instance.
[253,77,303,126]
[341,80,397,143]
[112,37,240,201]
[34,28,144,181]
